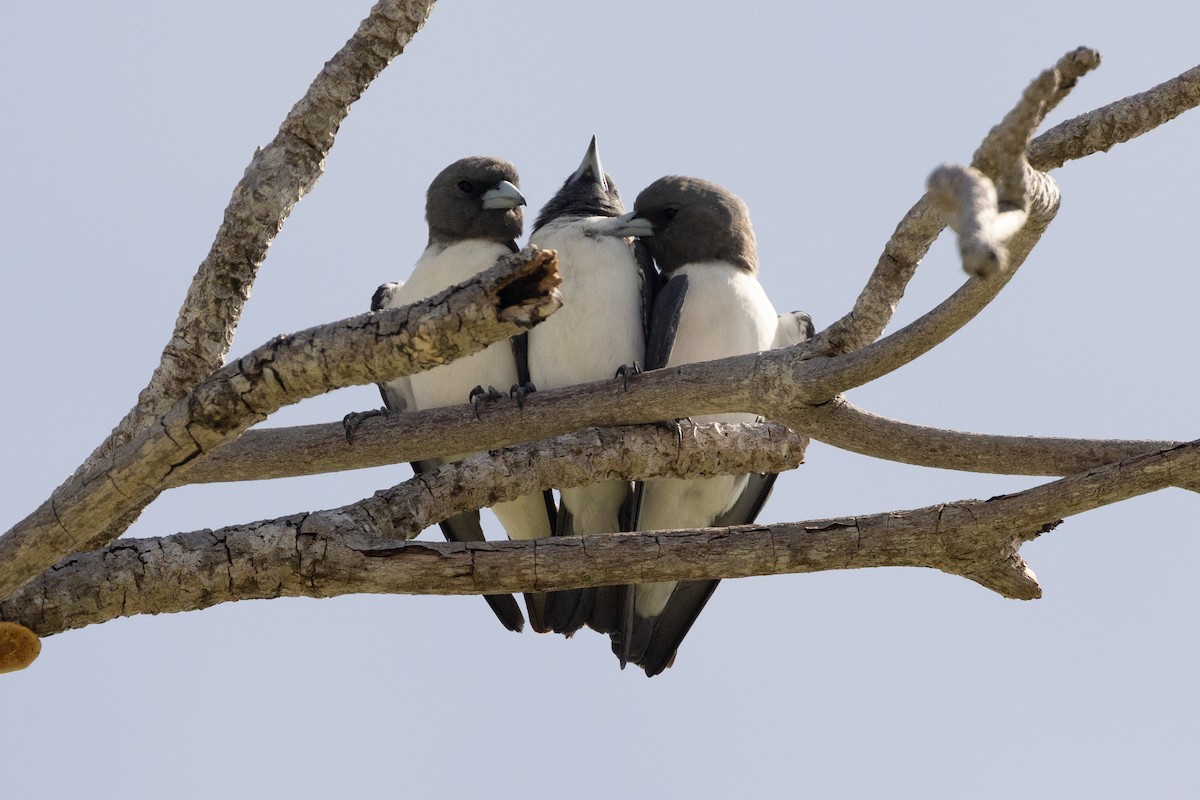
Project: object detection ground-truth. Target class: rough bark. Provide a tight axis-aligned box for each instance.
[1029,62,1200,170]
[810,47,1153,358]
[6,438,1196,637]
[63,1,440,556]
[0,422,807,635]
[5,39,1200,670]
[173,379,1186,487]
[87,0,440,470]
[0,247,559,599]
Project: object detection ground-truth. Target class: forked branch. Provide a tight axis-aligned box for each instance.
[0,247,560,598]
[6,438,1196,637]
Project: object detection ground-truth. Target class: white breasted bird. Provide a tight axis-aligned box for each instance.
[600,175,799,676]
[353,156,557,633]
[526,137,654,635]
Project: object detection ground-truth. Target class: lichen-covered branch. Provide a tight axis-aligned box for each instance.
[0,422,806,635]
[383,422,806,538]
[173,348,1190,494]
[83,0,440,473]
[8,438,1197,637]
[0,247,560,600]
[1029,62,1200,171]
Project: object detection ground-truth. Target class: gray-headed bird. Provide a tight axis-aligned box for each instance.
[601,175,794,675]
[356,157,557,633]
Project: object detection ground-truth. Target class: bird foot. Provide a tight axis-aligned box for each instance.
[614,362,643,391]
[657,418,686,447]
[509,381,537,409]
[342,407,390,443]
[469,385,504,419]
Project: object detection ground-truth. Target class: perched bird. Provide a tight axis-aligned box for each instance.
[361,157,557,633]
[600,175,791,676]
[526,137,653,635]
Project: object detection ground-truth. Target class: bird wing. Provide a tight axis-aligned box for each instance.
[508,328,559,634]
[645,273,689,371]
[409,459,527,633]
[371,281,527,633]
[620,279,793,673]
[632,471,780,675]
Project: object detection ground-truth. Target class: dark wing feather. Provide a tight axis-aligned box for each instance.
[543,499,604,635]
[714,472,779,528]
[510,333,531,391]
[410,459,526,633]
[634,238,659,345]
[637,580,720,677]
[631,472,781,674]
[372,280,527,633]
[645,274,688,371]
[511,333,557,538]
[614,274,692,666]
[509,311,558,634]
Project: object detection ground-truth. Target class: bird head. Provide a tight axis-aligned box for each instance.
[605,176,758,275]
[531,136,626,234]
[426,156,525,246]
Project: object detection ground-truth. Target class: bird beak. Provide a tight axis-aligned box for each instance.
[570,135,609,193]
[593,210,654,238]
[482,180,527,209]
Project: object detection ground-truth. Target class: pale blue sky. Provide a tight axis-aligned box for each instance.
[2,2,1198,798]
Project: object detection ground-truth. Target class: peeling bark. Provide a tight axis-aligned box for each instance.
[7,439,1197,637]
[0,247,559,598]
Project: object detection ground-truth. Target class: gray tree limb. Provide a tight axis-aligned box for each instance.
[6,437,1196,637]
[809,49,1098,361]
[64,0,441,555]
[0,422,807,635]
[5,42,1200,669]
[1029,62,1200,171]
[89,0,440,467]
[172,376,1187,488]
[0,247,560,599]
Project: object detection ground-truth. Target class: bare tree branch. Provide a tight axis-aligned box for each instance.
[795,167,1058,400]
[7,40,1200,669]
[810,47,1184,359]
[974,48,1101,207]
[1030,62,1200,171]
[0,247,559,600]
[83,0,440,471]
[927,164,1022,278]
[179,351,765,484]
[925,49,1100,279]
[61,1,440,556]
[795,397,1185,478]
[173,360,1188,491]
[0,422,806,635]
[382,422,807,539]
[8,438,1197,637]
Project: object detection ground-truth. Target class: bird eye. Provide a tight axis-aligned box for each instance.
[457,180,474,193]
[663,207,679,221]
